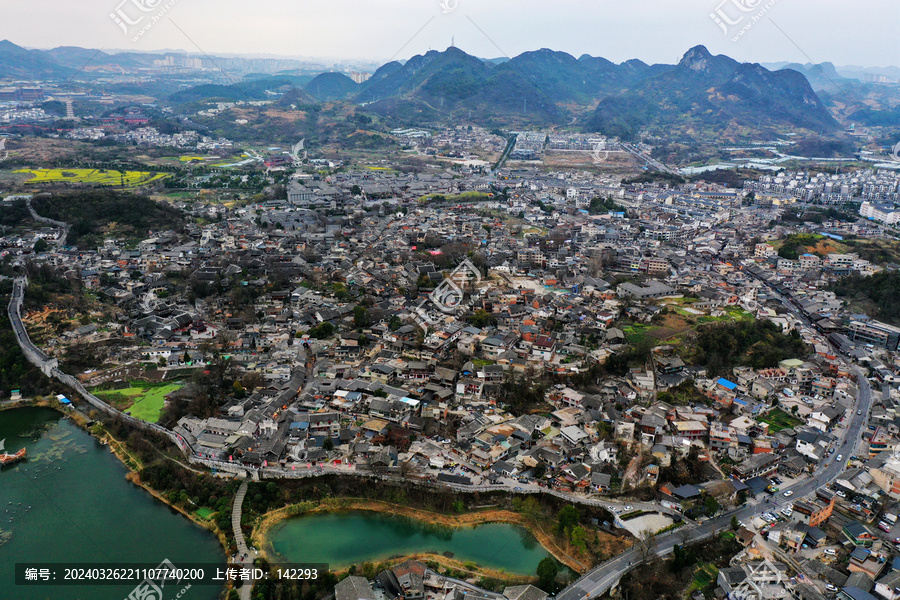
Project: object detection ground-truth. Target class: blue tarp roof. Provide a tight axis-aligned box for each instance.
[717,378,738,390]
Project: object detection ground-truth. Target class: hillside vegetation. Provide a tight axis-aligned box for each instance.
[830,271,900,326]
[691,320,809,377]
[32,191,184,248]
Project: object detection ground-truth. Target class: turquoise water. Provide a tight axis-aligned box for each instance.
[0,407,225,600]
[268,510,551,574]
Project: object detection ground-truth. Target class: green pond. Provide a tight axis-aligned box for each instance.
[268,510,552,574]
[0,407,224,600]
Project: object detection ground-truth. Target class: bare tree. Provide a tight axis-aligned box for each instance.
[636,529,657,562]
[676,525,691,547]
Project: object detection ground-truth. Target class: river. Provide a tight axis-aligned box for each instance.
[0,407,224,600]
[268,510,551,575]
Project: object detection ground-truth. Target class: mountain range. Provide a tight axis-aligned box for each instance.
[585,45,839,139]
[3,39,897,140]
[350,45,839,139]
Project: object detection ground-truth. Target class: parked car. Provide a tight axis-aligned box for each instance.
[825,583,838,592]
[836,490,847,498]
[823,548,837,556]
[879,521,892,532]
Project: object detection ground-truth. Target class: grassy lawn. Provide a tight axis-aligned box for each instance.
[758,408,803,432]
[724,306,754,321]
[195,507,215,520]
[697,307,753,324]
[672,306,703,317]
[94,383,182,423]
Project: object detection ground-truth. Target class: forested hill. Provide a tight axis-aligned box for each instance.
[692,320,809,377]
[32,192,185,248]
[830,271,900,326]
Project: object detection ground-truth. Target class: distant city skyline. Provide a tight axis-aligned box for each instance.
[1,0,897,69]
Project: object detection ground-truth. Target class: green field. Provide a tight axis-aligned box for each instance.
[697,306,753,324]
[758,408,803,432]
[94,383,182,423]
[687,563,720,595]
[15,168,168,187]
[195,507,215,520]
[623,323,653,343]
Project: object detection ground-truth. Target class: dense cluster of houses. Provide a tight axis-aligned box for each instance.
[10,161,900,599]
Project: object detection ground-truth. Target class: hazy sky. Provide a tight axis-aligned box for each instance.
[2,0,897,67]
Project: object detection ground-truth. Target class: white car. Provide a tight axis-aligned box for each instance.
[783,490,793,497]
[781,508,793,517]
[836,455,843,462]
[823,548,837,556]
[825,583,838,592]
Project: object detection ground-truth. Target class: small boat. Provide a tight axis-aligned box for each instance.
[0,440,26,467]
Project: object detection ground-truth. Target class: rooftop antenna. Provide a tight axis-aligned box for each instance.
[451,36,455,48]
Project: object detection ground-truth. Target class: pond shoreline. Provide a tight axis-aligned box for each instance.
[5,401,630,582]
[0,404,225,600]
[255,499,590,574]
[1,401,232,556]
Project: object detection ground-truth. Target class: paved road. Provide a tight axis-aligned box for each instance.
[558,371,872,600]
[619,143,681,177]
